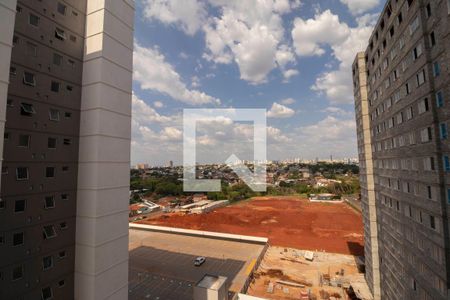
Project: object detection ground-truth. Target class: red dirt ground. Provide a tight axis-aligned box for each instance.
[139,196,364,256]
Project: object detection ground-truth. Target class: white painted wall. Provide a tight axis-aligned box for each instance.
[75,0,134,299]
[0,0,17,196]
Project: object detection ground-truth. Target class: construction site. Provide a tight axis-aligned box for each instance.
[138,196,364,256]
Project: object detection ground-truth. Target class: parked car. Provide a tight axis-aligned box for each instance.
[194,256,206,266]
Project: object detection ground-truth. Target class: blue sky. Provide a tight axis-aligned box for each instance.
[131,0,384,166]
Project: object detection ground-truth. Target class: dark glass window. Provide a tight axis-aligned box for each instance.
[55,27,66,40]
[48,137,57,149]
[29,13,39,26]
[42,255,53,270]
[41,287,53,300]
[23,72,36,86]
[45,167,55,178]
[14,199,26,213]
[53,53,63,66]
[16,167,29,180]
[13,232,24,246]
[44,196,55,209]
[51,81,60,93]
[18,134,30,148]
[12,265,23,281]
[43,225,57,239]
[57,2,67,15]
[20,103,35,116]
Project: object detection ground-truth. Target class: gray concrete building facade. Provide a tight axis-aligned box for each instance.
[0,0,134,299]
[353,0,450,299]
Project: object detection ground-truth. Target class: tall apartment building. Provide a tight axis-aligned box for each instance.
[353,0,450,299]
[0,1,134,299]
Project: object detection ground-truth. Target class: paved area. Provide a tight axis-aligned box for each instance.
[129,229,266,300]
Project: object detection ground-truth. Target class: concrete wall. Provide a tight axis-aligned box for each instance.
[129,223,269,245]
[74,0,134,299]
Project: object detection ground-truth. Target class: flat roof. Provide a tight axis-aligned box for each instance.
[197,275,227,290]
[128,228,266,299]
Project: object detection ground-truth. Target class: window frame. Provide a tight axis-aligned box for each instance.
[14,199,26,213]
[16,167,29,181]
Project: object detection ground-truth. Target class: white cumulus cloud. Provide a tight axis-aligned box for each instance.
[267,102,295,118]
[340,0,380,15]
[142,0,207,35]
[292,10,374,104]
[133,43,221,105]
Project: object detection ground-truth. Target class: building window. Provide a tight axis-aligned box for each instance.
[64,112,72,118]
[58,279,65,288]
[44,196,55,209]
[12,265,23,281]
[29,13,39,27]
[416,70,425,86]
[430,31,436,46]
[23,72,36,86]
[2,167,8,175]
[16,167,29,180]
[430,215,436,230]
[61,194,68,200]
[420,127,432,143]
[0,199,5,209]
[42,255,53,271]
[51,81,60,93]
[433,62,440,77]
[63,138,72,145]
[26,42,37,57]
[14,199,26,213]
[62,166,69,172]
[405,82,411,95]
[426,3,431,17]
[60,222,68,230]
[447,188,450,204]
[57,2,67,15]
[444,156,450,172]
[66,85,73,92]
[412,44,423,60]
[45,167,55,178]
[41,287,53,300]
[409,16,420,35]
[440,123,448,140]
[20,103,36,116]
[58,250,67,259]
[0,234,4,244]
[4,132,10,141]
[49,109,60,121]
[18,134,30,148]
[53,53,63,66]
[69,35,76,42]
[418,98,429,114]
[43,225,57,239]
[427,186,433,199]
[424,157,435,171]
[13,232,24,246]
[55,27,66,40]
[48,137,57,149]
[436,91,444,108]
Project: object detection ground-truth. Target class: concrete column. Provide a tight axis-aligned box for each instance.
[0,0,17,197]
[74,0,134,299]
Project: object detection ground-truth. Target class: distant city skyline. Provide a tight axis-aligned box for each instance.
[131,0,385,165]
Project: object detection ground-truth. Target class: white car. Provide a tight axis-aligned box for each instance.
[194,256,206,266]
